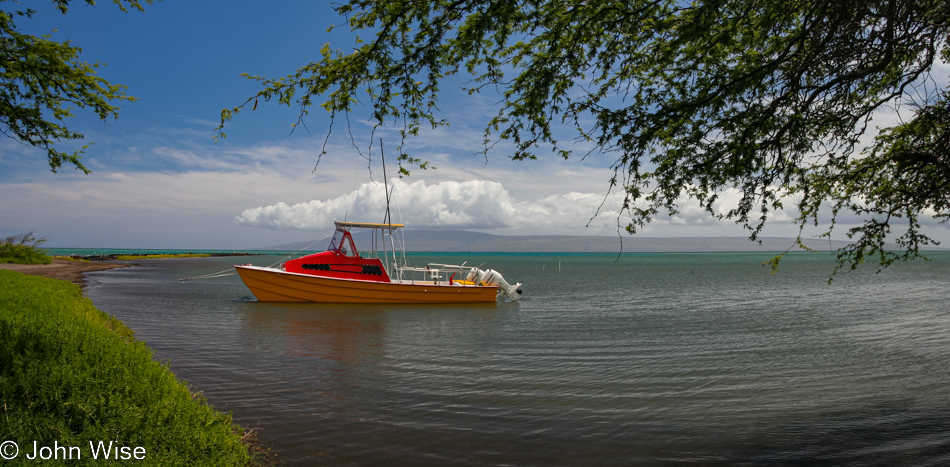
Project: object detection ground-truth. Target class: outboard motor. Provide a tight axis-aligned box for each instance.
[475,269,523,301]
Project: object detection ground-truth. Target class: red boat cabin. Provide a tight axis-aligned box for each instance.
[283,228,391,282]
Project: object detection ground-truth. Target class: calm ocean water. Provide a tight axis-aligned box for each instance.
[80,251,950,466]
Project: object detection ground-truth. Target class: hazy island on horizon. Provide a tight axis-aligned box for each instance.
[255,231,905,254]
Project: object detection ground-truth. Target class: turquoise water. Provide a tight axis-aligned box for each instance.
[80,251,950,465]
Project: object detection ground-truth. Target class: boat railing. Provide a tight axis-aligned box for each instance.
[393,262,482,285]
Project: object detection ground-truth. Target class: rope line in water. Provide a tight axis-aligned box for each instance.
[177,229,334,282]
[179,269,237,281]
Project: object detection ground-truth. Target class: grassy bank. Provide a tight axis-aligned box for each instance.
[0,271,251,465]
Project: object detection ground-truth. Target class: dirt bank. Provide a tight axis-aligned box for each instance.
[0,258,130,287]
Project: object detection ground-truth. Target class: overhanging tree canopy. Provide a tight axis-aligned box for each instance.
[0,0,152,173]
[219,0,950,274]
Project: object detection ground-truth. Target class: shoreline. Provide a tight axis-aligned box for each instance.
[65,252,260,261]
[0,253,259,287]
[1,256,280,464]
[0,258,131,287]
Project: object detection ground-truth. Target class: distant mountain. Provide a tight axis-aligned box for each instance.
[254,230,871,253]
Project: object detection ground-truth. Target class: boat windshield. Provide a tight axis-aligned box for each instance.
[326,228,358,257]
[326,229,346,252]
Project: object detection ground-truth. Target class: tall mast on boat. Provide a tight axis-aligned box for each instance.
[380,139,393,226]
[379,140,402,280]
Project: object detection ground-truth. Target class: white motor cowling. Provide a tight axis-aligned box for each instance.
[475,269,523,301]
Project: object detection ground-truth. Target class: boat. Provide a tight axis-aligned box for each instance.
[234,221,523,303]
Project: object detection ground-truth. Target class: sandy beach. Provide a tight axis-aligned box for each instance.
[0,258,130,286]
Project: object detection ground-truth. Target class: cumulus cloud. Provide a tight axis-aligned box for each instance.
[237,179,518,230]
[235,178,783,235]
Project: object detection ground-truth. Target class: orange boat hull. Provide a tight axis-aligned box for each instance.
[234,265,499,303]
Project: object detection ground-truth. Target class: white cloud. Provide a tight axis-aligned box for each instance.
[237,179,517,230]
[234,178,806,237]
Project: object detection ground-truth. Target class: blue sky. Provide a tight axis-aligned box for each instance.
[2,1,948,249]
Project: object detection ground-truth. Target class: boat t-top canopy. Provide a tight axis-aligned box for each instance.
[334,221,404,230]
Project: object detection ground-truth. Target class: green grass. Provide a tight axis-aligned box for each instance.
[0,233,51,265]
[53,256,89,262]
[0,270,252,465]
[114,253,212,260]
